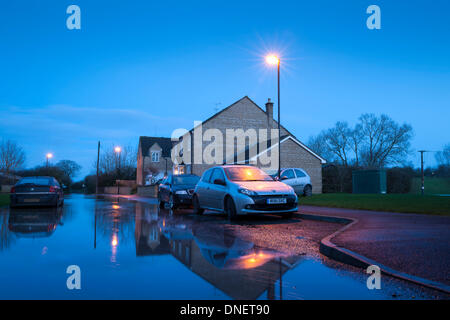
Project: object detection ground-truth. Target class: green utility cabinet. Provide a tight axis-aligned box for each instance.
[352,169,387,194]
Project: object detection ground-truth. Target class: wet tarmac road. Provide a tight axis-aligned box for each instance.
[0,194,447,300]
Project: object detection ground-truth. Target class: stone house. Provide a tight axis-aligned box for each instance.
[172,96,326,194]
[136,136,173,186]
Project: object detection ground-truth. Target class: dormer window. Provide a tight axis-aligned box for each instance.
[151,151,160,162]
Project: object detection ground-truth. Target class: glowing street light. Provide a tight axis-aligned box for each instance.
[114,146,122,195]
[266,54,280,66]
[46,153,53,167]
[265,54,281,179]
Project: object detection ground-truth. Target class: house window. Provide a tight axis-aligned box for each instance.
[151,151,160,162]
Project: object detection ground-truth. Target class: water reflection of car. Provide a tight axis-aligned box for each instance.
[193,165,298,220]
[158,174,200,209]
[194,231,276,270]
[158,215,278,270]
[8,207,63,238]
[10,176,64,208]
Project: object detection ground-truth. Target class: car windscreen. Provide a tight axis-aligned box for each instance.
[17,177,53,186]
[172,176,200,185]
[224,167,274,181]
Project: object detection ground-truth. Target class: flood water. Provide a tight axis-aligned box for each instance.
[0,194,444,300]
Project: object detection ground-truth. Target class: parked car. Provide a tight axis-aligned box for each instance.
[193,165,298,220]
[10,176,64,208]
[158,174,200,209]
[271,168,313,196]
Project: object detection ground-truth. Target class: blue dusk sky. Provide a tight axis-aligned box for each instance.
[1,0,449,179]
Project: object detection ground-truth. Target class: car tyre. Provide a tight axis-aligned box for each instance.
[303,185,312,197]
[225,196,237,221]
[193,195,204,215]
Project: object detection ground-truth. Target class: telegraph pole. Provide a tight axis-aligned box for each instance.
[418,150,427,196]
[96,141,100,194]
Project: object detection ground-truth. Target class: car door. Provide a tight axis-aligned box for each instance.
[294,169,307,194]
[196,169,213,208]
[208,168,227,211]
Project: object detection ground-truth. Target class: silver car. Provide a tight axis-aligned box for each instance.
[276,168,313,196]
[192,165,298,220]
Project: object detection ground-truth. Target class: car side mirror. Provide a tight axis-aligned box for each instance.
[280,175,289,181]
[213,179,226,186]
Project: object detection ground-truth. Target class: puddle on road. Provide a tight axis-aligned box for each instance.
[0,194,445,300]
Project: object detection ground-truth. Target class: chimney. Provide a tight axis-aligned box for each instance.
[265,98,274,129]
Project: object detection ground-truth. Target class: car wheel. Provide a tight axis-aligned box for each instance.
[193,195,204,215]
[225,196,237,221]
[303,185,312,197]
[158,194,165,209]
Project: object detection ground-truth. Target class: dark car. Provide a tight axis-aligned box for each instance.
[158,174,200,209]
[10,176,64,208]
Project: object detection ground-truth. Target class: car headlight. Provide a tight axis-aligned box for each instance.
[238,188,257,196]
[175,190,188,195]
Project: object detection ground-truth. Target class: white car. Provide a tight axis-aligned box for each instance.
[275,168,312,196]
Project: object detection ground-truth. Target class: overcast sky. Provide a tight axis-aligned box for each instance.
[1,0,449,179]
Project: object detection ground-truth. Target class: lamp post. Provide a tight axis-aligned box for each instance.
[266,54,281,179]
[46,153,53,168]
[114,146,121,195]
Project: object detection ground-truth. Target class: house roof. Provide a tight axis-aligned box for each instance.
[183,96,299,141]
[253,135,327,164]
[138,136,173,158]
[228,134,326,164]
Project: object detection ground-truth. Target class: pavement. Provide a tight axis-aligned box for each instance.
[299,205,450,288]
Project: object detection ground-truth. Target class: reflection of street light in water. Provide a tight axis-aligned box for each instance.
[111,232,118,263]
[111,234,118,247]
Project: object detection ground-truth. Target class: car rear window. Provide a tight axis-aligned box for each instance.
[294,169,306,178]
[17,177,53,186]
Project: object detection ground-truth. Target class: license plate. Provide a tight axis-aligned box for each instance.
[24,198,40,203]
[267,198,286,204]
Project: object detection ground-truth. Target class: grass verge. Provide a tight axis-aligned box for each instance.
[300,193,450,216]
[411,177,450,195]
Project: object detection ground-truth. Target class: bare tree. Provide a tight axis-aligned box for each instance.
[325,121,351,167]
[358,114,413,168]
[56,160,82,178]
[307,114,413,169]
[97,144,137,175]
[0,140,26,177]
[307,132,335,163]
[435,144,450,167]
[349,124,363,167]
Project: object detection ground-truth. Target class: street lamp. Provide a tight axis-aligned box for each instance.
[114,146,122,195]
[266,54,281,179]
[46,153,53,167]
